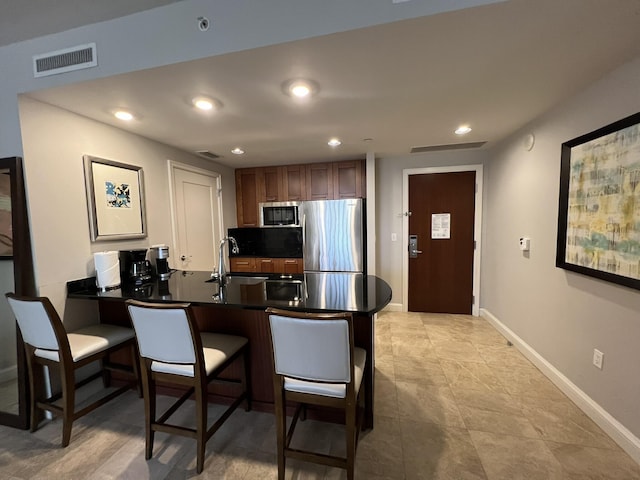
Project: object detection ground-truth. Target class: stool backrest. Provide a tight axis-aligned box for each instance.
[267,310,354,383]
[6,293,64,353]
[126,300,198,365]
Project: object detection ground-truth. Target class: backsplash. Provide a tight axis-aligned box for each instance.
[228,227,302,258]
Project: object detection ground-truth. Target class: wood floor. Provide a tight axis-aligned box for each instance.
[0,311,639,479]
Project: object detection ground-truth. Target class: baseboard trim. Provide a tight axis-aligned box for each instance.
[0,365,17,383]
[382,303,403,312]
[480,308,640,465]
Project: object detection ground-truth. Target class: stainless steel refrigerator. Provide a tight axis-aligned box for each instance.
[302,199,366,274]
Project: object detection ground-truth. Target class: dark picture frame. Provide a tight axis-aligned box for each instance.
[0,171,12,258]
[83,155,147,241]
[556,112,640,290]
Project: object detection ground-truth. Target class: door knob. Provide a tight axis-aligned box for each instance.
[408,235,422,258]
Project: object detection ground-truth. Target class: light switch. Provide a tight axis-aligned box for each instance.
[391,233,397,242]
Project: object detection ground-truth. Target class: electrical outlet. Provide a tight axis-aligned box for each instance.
[593,349,604,369]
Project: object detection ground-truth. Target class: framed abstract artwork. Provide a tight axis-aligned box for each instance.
[83,155,147,241]
[556,112,640,290]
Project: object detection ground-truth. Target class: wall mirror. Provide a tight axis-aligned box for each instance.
[0,156,35,429]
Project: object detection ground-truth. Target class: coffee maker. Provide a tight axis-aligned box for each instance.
[149,245,171,280]
[119,249,152,286]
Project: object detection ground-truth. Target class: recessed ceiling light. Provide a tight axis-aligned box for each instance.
[328,138,342,147]
[283,79,319,99]
[113,110,134,121]
[192,96,219,111]
[455,125,472,135]
[231,147,245,155]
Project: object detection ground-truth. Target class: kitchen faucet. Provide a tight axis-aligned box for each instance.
[212,236,239,284]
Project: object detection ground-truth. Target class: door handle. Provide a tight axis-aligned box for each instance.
[408,235,422,258]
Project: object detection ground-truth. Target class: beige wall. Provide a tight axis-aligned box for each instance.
[18,97,236,321]
[376,149,488,307]
[482,55,640,444]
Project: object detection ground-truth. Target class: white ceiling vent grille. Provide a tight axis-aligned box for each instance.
[411,141,487,153]
[33,43,97,78]
[196,150,221,160]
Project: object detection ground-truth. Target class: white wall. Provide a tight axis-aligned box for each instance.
[18,96,236,321]
[376,150,488,307]
[482,55,640,443]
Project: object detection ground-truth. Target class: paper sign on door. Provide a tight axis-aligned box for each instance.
[431,213,451,239]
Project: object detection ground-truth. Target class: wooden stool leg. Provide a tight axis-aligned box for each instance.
[195,382,207,474]
[26,354,39,432]
[61,363,76,447]
[141,362,155,460]
[130,343,142,398]
[275,387,286,480]
[346,402,357,480]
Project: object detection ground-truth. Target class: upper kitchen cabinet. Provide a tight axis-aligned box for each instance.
[334,160,365,199]
[235,159,366,226]
[282,165,306,201]
[260,166,283,202]
[235,168,260,227]
[306,163,334,200]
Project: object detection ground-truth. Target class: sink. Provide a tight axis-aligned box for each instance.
[205,275,267,285]
[264,279,304,301]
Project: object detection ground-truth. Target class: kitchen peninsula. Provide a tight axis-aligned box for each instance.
[67,271,391,428]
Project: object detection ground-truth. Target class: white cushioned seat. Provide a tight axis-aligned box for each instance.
[151,333,248,377]
[125,300,251,474]
[35,324,135,362]
[6,293,139,448]
[283,347,366,398]
[266,307,366,480]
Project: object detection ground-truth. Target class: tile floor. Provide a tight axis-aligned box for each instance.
[1,311,639,479]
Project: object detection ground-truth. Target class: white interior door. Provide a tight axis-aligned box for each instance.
[169,162,223,272]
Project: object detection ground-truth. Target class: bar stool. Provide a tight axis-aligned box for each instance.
[266,307,366,480]
[5,292,139,447]
[126,300,250,474]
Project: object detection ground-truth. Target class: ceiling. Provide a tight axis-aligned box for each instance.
[0,0,183,47]
[11,0,640,168]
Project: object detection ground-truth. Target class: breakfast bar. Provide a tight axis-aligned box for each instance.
[67,271,392,428]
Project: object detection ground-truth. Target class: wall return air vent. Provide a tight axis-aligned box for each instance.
[196,150,221,160]
[410,141,487,154]
[33,43,97,78]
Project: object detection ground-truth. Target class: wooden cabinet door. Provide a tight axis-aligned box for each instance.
[334,160,365,199]
[260,167,283,202]
[282,165,306,201]
[276,258,303,274]
[306,162,333,200]
[257,258,276,273]
[229,257,256,272]
[235,169,259,226]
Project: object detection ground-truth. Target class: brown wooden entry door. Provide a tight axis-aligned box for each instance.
[408,171,476,314]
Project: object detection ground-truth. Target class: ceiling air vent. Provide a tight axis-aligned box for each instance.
[33,43,97,78]
[410,141,487,154]
[196,150,221,160]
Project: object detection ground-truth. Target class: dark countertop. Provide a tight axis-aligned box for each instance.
[68,271,392,315]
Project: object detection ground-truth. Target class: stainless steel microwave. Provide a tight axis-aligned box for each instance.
[259,202,301,227]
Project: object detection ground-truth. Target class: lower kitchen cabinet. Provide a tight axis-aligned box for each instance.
[230,257,256,272]
[230,257,303,274]
[274,258,303,274]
